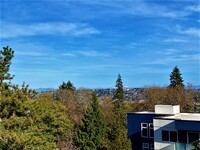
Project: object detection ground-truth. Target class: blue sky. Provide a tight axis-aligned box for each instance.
[0,0,199,89]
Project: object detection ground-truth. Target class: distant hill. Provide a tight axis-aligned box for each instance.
[35,85,199,99]
[35,87,144,100]
[35,88,55,92]
[193,85,200,89]
[93,88,144,101]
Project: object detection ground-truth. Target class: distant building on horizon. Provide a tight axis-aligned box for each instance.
[127,105,200,150]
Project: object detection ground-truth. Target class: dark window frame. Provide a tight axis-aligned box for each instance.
[141,123,148,138]
[162,130,178,142]
[149,123,154,138]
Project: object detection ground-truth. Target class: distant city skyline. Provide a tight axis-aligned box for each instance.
[0,0,199,89]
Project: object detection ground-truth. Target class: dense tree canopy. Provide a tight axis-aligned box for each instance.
[0,86,72,150]
[76,93,106,150]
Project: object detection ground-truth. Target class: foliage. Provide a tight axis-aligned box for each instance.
[53,88,92,149]
[0,86,72,149]
[112,74,124,109]
[59,80,76,91]
[191,140,200,150]
[169,66,184,88]
[143,85,194,112]
[0,83,33,120]
[53,89,91,126]
[76,93,106,150]
[108,74,132,150]
[193,91,200,113]
[0,46,14,84]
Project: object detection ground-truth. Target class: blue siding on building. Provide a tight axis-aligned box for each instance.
[175,121,200,131]
[127,113,160,150]
[128,113,156,137]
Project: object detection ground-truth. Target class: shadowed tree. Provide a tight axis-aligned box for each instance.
[59,80,76,91]
[169,66,184,88]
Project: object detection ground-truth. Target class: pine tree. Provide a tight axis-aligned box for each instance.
[169,66,184,88]
[76,93,106,150]
[59,80,76,91]
[112,74,124,109]
[108,74,131,150]
[0,46,14,84]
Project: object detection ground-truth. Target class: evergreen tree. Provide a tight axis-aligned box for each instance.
[112,74,124,109]
[0,46,14,84]
[59,80,76,91]
[169,66,184,88]
[108,74,131,150]
[76,93,106,150]
[0,89,72,150]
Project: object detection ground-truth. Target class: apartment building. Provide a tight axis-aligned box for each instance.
[127,105,200,150]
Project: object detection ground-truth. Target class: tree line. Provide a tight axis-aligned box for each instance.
[0,46,199,149]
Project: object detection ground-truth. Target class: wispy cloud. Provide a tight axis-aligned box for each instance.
[186,5,200,12]
[164,49,180,55]
[1,22,100,38]
[76,50,110,57]
[62,52,76,57]
[16,51,47,57]
[147,53,199,65]
[80,1,190,18]
[62,50,110,57]
[163,38,187,43]
[175,25,200,37]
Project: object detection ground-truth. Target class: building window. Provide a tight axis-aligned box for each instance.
[149,123,154,138]
[141,123,148,138]
[170,131,177,142]
[150,143,154,150]
[162,130,178,142]
[162,130,169,141]
[142,143,149,150]
[188,132,200,143]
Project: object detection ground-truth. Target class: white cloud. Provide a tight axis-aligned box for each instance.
[164,49,180,55]
[186,5,200,12]
[62,52,76,57]
[80,1,190,18]
[62,50,110,57]
[16,51,47,57]
[76,50,110,57]
[1,22,100,38]
[163,38,187,43]
[176,25,200,37]
[147,53,200,65]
